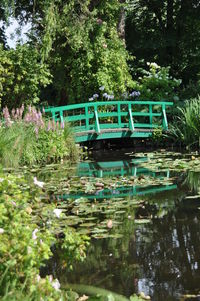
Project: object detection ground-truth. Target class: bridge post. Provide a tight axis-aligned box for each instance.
[149,104,153,126]
[117,103,122,127]
[60,111,64,123]
[162,104,168,130]
[94,105,101,134]
[85,106,89,131]
[128,103,135,132]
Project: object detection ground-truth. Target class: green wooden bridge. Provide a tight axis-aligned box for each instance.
[77,158,169,178]
[58,183,177,200]
[55,158,177,200]
[45,100,173,143]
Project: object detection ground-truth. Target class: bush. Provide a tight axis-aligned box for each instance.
[0,173,89,300]
[0,106,78,167]
[134,62,181,101]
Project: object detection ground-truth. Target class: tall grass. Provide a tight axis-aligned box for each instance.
[0,105,78,167]
[169,97,200,148]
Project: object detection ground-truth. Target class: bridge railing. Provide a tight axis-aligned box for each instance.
[44,100,173,134]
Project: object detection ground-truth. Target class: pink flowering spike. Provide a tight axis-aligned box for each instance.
[35,127,39,137]
[47,120,51,131]
[16,108,20,118]
[61,121,65,129]
[28,105,32,113]
[3,107,10,120]
[11,108,15,118]
[42,107,45,114]
[40,120,45,128]
[52,120,55,131]
[56,121,59,130]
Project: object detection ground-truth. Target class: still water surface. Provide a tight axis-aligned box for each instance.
[43,149,200,301]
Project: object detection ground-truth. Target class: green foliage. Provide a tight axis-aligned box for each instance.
[0,173,89,300]
[151,127,163,143]
[126,0,200,90]
[0,114,77,167]
[0,44,51,108]
[28,126,77,165]
[134,62,181,101]
[178,80,200,100]
[12,0,134,104]
[169,97,200,148]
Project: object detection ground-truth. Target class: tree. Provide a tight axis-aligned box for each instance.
[0,45,51,108]
[125,0,200,86]
[11,0,133,104]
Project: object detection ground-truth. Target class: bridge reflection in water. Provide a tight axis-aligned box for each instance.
[59,157,177,200]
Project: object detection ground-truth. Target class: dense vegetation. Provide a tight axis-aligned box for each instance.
[0,105,77,167]
[1,1,200,148]
[1,1,200,300]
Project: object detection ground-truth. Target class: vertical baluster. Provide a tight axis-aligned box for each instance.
[128,103,135,131]
[149,104,153,127]
[60,111,64,123]
[118,103,121,128]
[94,104,100,134]
[85,106,89,131]
[162,104,168,130]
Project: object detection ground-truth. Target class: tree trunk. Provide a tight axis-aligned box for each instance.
[117,0,125,43]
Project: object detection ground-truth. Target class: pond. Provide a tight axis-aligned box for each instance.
[37,149,200,301]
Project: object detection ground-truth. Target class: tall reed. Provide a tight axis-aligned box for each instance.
[169,97,200,148]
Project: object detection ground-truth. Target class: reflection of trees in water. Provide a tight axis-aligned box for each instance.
[43,184,200,300]
[184,171,200,194]
[61,210,140,297]
[136,208,200,301]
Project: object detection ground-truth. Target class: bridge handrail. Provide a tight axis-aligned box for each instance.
[44,100,173,113]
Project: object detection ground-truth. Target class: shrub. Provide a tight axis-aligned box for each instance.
[0,173,89,300]
[134,62,181,101]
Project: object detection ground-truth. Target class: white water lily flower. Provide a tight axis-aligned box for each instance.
[52,279,60,291]
[33,177,44,188]
[53,209,62,218]
[32,228,39,240]
[0,228,4,234]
